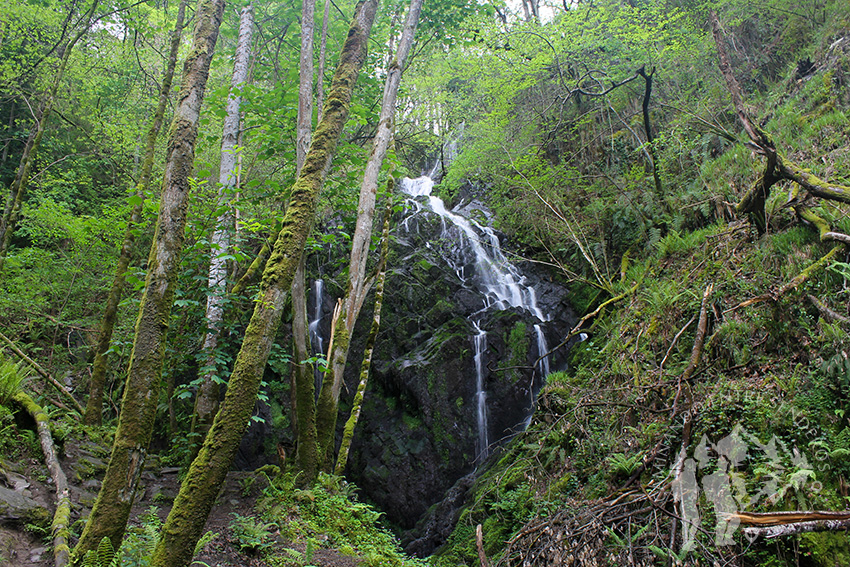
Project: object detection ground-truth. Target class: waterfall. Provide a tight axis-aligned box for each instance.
[534,323,550,381]
[401,176,552,461]
[473,322,489,460]
[308,279,325,391]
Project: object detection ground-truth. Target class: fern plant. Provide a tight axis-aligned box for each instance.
[81,537,120,567]
[0,355,29,405]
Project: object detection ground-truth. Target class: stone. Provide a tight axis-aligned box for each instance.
[0,485,50,527]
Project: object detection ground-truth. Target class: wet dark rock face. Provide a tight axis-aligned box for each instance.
[340,187,576,548]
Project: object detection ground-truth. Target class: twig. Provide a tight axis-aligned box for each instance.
[660,315,696,371]
[727,245,842,312]
[476,524,491,567]
[808,294,850,324]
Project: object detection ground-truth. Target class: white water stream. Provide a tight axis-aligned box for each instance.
[308,279,325,392]
[401,176,552,460]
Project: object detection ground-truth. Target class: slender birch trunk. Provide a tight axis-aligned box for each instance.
[85,0,189,426]
[316,0,332,122]
[0,0,99,273]
[334,196,391,474]
[190,4,254,456]
[72,0,226,558]
[148,2,379,565]
[317,0,422,467]
[291,0,320,485]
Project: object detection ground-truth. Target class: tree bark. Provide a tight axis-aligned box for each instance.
[334,197,391,475]
[72,0,226,558]
[14,392,71,567]
[189,3,254,459]
[0,0,99,272]
[636,66,663,201]
[316,0,332,122]
[291,0,318,485]
[85,0,189,426]
[148,2,379,565]
[318,0,422,468]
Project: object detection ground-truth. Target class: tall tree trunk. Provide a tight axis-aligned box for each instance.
[72,0,226,558]
[189,3,254,459]
[85,0,189,426]
[292,0,319,485]
[316,0,332,122]
[334,196,391,475]
[0,0,99,273]
[148,2,379,565]
[317,0,422,468]
[292,255,318,483]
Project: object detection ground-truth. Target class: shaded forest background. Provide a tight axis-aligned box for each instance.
[2,0,850,564]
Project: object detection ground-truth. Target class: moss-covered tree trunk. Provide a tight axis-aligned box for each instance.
[85,0,189,426]
[291,0,319,485]
[72,0,226,558]
[317,0,421,469]
[148,2,379,565]
[334,199,391,475]
[14,392,71,567]
[189,3,254,460]
[0,0,99,273]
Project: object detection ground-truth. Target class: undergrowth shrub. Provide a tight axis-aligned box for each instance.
[259,472,425,567]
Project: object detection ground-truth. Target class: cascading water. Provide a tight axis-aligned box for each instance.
[308,279,325,390]
[401,175,552,461]
[473,322,489,459]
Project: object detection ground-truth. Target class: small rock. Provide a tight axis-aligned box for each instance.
[2,471,30,492]
[30,546,47,562]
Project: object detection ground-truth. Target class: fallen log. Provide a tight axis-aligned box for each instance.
[743,518,850,539]
[13,391,71,567]
[732,510,850,526]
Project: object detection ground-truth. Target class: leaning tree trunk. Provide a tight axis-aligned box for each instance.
[85,0,189,426]
[334,197,391,475]
[317,0,422,467]
[72,0,226,558]
[148,1,379,565]
[291,0,319,485]
[189,3,254,460]
[0,0,99,273]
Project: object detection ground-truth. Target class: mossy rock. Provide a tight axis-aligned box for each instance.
[72,455,108,482]
[0,485,50,528]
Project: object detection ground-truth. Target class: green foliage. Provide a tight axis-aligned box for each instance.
[259,472,425,567]
[80,537,119,567]
[119,506,215,566]
[230,513,277,555]
[0,354,29,405]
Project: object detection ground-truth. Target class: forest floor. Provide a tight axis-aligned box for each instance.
[1,431,360,567]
